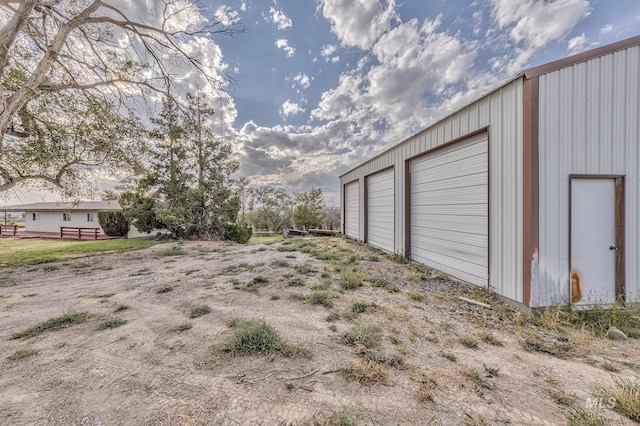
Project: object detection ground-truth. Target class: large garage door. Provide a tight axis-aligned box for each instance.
[367,169,394,252]
[410,132,488,286]
[344,181,359,239]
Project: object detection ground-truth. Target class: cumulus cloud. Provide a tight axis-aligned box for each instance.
[280,100,306,117]
[321,44,337,57]
[214,5,240,26]
[312,15,477,134]
[275,39,295,57]
[490,0,591,73]
[568,33,587,53]
[293,73,311,90]
[319,0,398,50]
[266,7,292,30]
[600,24,612,35]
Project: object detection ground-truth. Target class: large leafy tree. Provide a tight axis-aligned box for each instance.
[0,0,242,195]
[293,188,325,230]
[250,186,293,232]
[0,87,143,196]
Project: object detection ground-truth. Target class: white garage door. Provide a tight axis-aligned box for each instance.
[344,181,359,239]
[410,132,488,286]
[367,169,394,252]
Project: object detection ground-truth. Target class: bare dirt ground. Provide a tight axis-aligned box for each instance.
[0,237,638,425]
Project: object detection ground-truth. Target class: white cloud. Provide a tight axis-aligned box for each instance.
[280,100,306,117]
[293,73,311,89]
[268,7,292,30]
[275,39,295,57]
[490,0,591,73]
[319,0,397,50]
[600,24,612,35]
[330,56,340,63]
[568,33,587,53]
[214,5,240,26]
[321,44,337,57]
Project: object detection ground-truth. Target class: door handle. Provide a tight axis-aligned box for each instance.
[609,245,619,251]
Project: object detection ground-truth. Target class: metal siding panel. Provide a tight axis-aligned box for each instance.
[537,44,640,306]
[367,169,395,252]
[410,133,489,286]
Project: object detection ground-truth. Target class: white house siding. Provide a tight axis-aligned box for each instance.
[366,168,395,252]
[340,79,524,303]
[26,211,105,234]
[535,44,640,307]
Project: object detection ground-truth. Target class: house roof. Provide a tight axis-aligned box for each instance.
[0,201,122,212]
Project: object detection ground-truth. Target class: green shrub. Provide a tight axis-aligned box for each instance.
[224,224,253,244]
[97,210,130,236]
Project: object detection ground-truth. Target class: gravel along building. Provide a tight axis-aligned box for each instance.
[340,35,640,309]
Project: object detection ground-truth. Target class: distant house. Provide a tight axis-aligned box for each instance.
[0,201,148,238]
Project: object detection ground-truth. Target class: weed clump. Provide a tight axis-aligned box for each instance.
[8,348,39,360]
[214,319,311,358]
[342,324,382,349]
[287,277,305,287]
[388,253,409,264]
[521,336,575,359]
[96,318,127,330]
[339,267,365,290]
[342,360,389,386]
[597,378,640,421]
[157,246,186,257]
[567,408,610,426]
[538,302,640,338]
[189,305,212,318]
[351,302,379,314]
[10,310,90,339]
[408,292,425,302]
[168,322,193,332]
[309,291,334,308]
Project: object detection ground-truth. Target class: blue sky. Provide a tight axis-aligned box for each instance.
[212,0,639,202]
[6,0,640,205]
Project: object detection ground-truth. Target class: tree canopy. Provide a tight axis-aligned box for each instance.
[0,0,242,195]
[121,94,241,240]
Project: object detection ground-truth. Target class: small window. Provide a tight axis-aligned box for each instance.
[87,213,94,222]
[63,212,71,222]
[32,212,39,221]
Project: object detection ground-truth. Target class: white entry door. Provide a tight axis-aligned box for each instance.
[570,178,618,305]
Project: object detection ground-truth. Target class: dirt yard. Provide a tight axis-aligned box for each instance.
[0,237,638,425]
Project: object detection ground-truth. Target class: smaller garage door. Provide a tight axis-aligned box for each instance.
[367,169,394,252]
[344,181,359,239]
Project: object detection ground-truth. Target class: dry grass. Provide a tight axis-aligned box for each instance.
[10,310,90,339]
[341,360,390,386]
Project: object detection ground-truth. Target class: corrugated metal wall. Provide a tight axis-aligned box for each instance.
[536,45,640,307]
[340,79,524,303]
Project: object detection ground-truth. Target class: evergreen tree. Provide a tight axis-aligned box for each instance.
[121,94,240,240]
